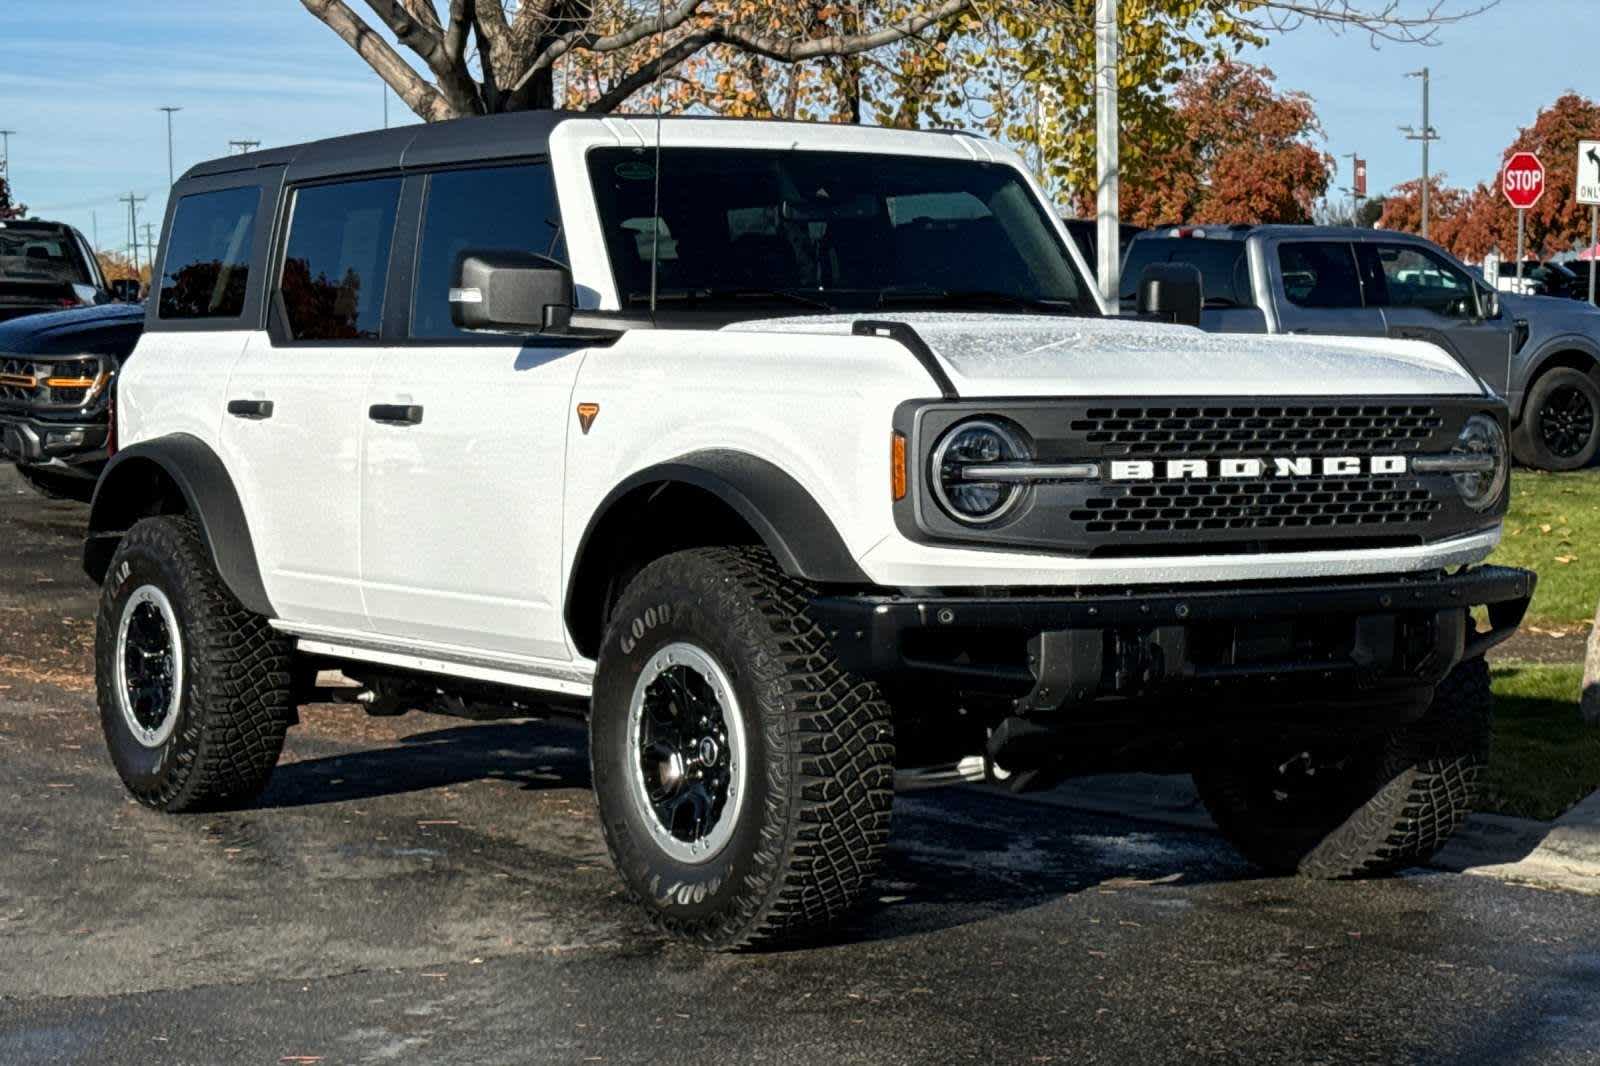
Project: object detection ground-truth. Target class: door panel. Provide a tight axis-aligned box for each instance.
[361,344,582,660]
[219,334,372,629]
[1362,243,1514,392]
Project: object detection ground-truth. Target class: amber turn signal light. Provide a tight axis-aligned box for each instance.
[891,432,907,501]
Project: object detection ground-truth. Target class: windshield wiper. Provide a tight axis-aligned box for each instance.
[630,287,833,311]
[877,287,1082,314]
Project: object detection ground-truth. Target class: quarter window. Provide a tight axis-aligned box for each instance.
[278,177,401,341]
[411,164,565,339]
[1277,242,1363,309]
[157,186,259,320]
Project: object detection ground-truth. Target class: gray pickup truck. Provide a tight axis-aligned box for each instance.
[1122,225,1600,470]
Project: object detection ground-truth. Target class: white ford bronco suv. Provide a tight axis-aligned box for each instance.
[87,111,1533,948]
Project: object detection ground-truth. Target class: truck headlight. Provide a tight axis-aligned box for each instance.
[1453,413,1508,511]
[931,419,1030,524]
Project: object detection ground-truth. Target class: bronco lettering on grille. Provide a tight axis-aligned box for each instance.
[1108,456,1409,480]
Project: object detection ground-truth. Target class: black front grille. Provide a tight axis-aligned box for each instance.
[1070,404,1444,458]
[0,356,36,406]
[1071,476,1441,536]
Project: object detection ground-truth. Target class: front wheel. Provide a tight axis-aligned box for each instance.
[1194,658,1491,879]
[590,547,894,950]
[95,516,294,811]
[1512,368,1600,470]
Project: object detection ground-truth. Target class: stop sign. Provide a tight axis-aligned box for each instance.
[1503,152,1546,209]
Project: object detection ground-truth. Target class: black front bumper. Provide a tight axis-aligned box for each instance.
[0,415,108,471]
[812,566,1534,714]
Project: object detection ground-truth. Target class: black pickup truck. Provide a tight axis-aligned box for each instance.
[0,219,112,323]
[0,302,144,501]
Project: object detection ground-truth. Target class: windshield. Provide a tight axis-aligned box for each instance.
[587,148,1093,316]
[0,228,94,286]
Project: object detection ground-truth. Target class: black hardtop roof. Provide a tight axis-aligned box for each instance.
[179,109,966,186]
[0,218,75,232]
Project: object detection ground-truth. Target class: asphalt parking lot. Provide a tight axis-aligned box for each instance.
[4,464,1600,1065]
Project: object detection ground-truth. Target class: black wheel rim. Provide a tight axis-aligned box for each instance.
[1539,384,1597,459]
[627,642,746,864]
[115,585,184,748]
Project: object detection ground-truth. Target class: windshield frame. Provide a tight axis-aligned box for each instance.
[581,142,1098,322]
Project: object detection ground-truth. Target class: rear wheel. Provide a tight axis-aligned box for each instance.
[1194,658,1491,878]
[1512,367,1600,470]
[590,546,894,949]
[95,515,294,812]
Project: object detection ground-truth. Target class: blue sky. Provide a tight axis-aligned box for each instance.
[1,0,1590,255]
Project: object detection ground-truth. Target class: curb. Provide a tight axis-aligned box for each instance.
[997,773,1600,895]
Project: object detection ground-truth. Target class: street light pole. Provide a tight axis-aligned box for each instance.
[0,129,15,187]
[1094,0,1120,313]
[159,107,182,188]
[1400,69,1438,239]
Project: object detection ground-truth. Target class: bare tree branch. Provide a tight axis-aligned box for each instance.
[299,0,452,120]
[1243,0,1500,45]
[511,0,705,94]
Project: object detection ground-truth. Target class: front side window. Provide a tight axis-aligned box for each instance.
[157,187,259,319]
[1370,244,1476,317]
[1277,242,1363,309]
[586,148,1092,316]
[278,177,401,341]
[411,164,565,339]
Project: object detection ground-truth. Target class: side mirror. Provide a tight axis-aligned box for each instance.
[1479,287,1501,321]
[450,251,574,333]
[1136,262,1203,328]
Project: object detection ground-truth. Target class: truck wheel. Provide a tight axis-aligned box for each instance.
[1193,658,1491,879]
[1511,367,1600,470]
[95,516,294,812]
[16,463,96,503]
[590,546,894,949]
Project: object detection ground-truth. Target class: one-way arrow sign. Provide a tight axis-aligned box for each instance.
[1579,139,1600,205]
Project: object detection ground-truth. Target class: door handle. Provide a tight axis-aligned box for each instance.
[368,403,424,425]
[226,399,274,420]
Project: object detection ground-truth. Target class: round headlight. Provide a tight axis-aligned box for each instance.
[1453,413,1508,511]
[931,419,1030,524]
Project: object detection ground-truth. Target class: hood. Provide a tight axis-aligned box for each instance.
[727,313,1484,398]
[0,301,145,356]
[1500,291,1600,327]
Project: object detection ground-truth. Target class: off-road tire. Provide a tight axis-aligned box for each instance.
[15,463,97,503]
[95,515,294,812]
[1193,658,1492,878]
[1511,367,1600,471]
[590,546,895,950]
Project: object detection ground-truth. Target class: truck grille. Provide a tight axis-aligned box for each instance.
[0,356,37,405]
[1071,476,1440,536]
[1070,404,1444,458]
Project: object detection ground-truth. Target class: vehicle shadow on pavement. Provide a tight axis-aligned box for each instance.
[257,718,592,808]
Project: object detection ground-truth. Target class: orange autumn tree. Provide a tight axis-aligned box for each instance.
[1377,93,1600,262]
[1115,60,1331,227]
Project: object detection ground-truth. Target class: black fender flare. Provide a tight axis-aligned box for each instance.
[565,451,869,653]
[1521,335,1600,408]
[84,434,275,618]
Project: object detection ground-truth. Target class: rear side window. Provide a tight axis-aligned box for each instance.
[411,164,565,339]
[157,186,259,320]
[279,177,401,341]
[1277,242,1363,309]
[1120,238,1251,307]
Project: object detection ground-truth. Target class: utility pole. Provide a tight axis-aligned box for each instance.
[158,106,182,188]
[142,223,157,272]
[1094,0,1120,312]
[1400,68,1439,239]
[91,210,98,252]
[118,192,147,275]
[229,139,260,156]
[0,129,14,190]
